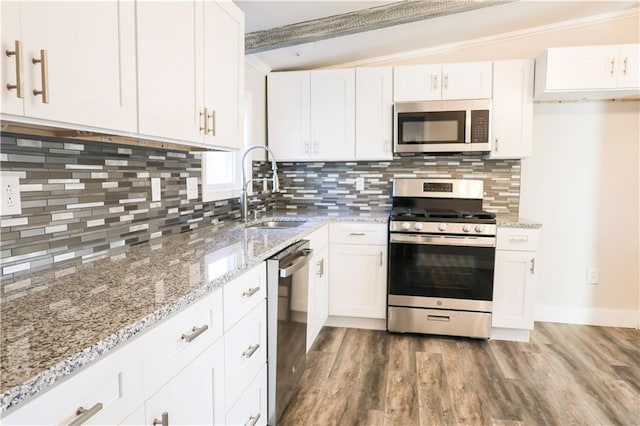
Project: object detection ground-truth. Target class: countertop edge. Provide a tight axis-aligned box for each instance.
[0,215,384,415]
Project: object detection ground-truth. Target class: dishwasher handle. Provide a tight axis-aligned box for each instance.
[279,248,313,278]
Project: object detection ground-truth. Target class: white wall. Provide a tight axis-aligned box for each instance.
[521,102,639,328]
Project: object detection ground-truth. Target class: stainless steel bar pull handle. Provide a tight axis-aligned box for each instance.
[316,258,324,277]
[243,287,260,297]
[5,40,24,98]
[153,412,169,426]
[67,402,103,426]
[181,324,208,343]
[32,49,49,103]
[208,109,216,135]
[379,251,383,267]
[246,413,261,426]
[610,58,615,75]
[443,73,449,90]
[349,232,365,236]
[427,314,450,322]
[242,343,260,358]
[530,258,535,274]
[623,57,628,75]
[200,108,209,133]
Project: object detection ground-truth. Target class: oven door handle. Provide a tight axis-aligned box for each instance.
[389,233,496,248]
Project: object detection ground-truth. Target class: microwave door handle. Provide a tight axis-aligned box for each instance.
[465,110,471,143]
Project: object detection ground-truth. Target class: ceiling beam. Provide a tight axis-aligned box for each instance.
[245,0,514,54]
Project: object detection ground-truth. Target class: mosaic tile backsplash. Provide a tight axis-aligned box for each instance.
[1,133,520,281]
[258,155,521,218]
[0,134,240,281]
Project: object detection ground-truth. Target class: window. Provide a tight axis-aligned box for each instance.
[201,92,251,202]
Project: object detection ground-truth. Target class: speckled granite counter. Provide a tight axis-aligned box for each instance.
[497,217,543,229]
[0,213,388,414]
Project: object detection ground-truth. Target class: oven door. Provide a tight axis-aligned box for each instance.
[388,233,495,311]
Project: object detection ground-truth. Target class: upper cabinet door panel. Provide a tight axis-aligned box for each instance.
[310,69,355,160]
[545,45,619,90]
[267,71,311,161]
[203,1,244,149]
[136,0,203,143]
[355,67,393,160]
[393,64,441,102]
[19,1,136,132]
[442,62,492,100]
[1,1,24,115]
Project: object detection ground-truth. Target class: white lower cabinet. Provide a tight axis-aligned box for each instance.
[328,223,388,319]
[492,227,540,341]
[1,337,145,426]
[144,337,226,426]
[225,365,268,426]
[306,225,330,351]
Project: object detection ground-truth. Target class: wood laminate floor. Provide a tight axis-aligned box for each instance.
[280,322,640,426]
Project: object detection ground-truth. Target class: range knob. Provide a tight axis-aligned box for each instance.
[401,222,411,230]
[438,223,447,232]
[462,224,471,233]
[475,224,485,233]
[414,222,423,231]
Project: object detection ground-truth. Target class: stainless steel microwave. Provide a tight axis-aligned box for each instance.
[394,99,491,154]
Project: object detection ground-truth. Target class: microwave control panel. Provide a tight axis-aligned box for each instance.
[470,110,490,143]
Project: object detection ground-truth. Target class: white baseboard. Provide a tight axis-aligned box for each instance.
[325,315,386,330]
[535,304,640,329]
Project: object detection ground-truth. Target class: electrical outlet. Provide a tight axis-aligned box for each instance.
[587,266,599,284]
[355,177,364,191]
[186,177,198,200]
[0,173,22,216]
[151,178,161,202]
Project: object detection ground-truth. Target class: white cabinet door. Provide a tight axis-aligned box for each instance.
[329,244,387,319]
[442,61,493,100]
[490,60,534,159]
[617,44,640,89]
[355,67,393,160]
[136,1,203,143]
[310,69,355,160]
[1,1,24,115]
[543,45,620,91]
[267,71,311,160]
[307,245,329,352]
[13,1,137,131]
[492,250,536,330]
[393,64,441,101]
[203,1,244,149]
[145,338,226,426]
[225,366,267,426]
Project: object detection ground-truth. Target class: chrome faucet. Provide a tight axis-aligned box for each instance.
[241,145,280,222]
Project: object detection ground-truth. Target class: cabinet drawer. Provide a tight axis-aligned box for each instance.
[223,263,266,331]
[497,228,539,251]
[225,300,267,408]
[142,289,223,398]
[329,222,387,245]
[307,224,329,251]
[225,365,267,426]
[2,339,144,426]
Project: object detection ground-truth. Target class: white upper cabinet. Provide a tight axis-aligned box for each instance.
[393,62,492,101]
[534,44,640,100]
[355,67,393,160]
[490,60,534,159]
[1,1,137,132]
[137,1,244,149]
[267,69,355,161]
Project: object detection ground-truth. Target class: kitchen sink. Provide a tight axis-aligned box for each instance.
[245,220,306,229]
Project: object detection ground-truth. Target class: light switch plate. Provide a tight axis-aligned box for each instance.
[151,178,161,202]
[0,172,22,216]
[186,177,198,200]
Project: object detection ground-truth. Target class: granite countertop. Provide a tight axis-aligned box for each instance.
[0,212,388,414]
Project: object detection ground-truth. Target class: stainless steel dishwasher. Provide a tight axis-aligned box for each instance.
[266,239,312,425]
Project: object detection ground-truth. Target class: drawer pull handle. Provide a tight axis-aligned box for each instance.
[427,314,450,322]
[68,402,103,426]
[246,413,261,426]
[349,232,366,236]
[181,324,208,343]
[153,412,169,426]
[530,258,535,274]
[508,237,528,243]
[242,287,260,297]
[242,343,260,359]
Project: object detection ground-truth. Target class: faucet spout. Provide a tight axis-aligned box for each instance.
[240,145,279,223]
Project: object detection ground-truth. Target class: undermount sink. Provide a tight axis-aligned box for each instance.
[245,220,306,229]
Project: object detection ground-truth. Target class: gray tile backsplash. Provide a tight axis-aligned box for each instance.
[1,133,520,281]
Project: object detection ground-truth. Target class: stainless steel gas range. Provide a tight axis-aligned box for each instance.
[387,178,497,339]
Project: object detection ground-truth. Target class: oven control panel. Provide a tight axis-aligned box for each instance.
[390,221,497,236]
[423,182,453,193]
